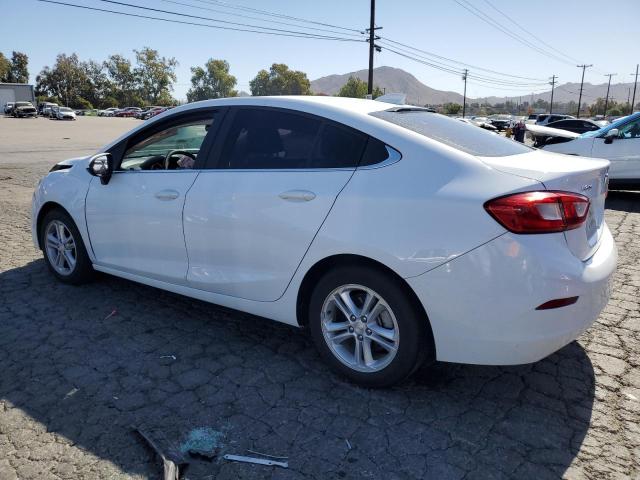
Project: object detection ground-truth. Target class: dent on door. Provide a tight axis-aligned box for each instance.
[183,170,353,302]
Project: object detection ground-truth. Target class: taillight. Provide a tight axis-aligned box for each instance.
[484,191,590,234]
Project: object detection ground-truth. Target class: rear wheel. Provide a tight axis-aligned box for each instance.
[40,209,94,284]
[309,265,430,387]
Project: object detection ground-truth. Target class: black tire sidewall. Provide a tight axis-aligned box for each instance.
[308,265,428,387]
[40,209,94,285]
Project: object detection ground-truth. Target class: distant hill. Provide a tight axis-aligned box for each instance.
[311,66,636,107]
[311,66,464,105]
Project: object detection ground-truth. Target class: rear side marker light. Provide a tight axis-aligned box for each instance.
[535,296,579,310]
[484,191,590,234]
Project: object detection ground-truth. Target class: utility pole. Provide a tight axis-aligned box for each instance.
[603,73,617,117]
[462,69,468,118]
[549,75,557,114]
[366,0,381,96]
[631,64,639,113]
[576,64,593,118]
[628,87,632,114]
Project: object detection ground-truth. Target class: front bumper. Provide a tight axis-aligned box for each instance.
[407,225,617,365]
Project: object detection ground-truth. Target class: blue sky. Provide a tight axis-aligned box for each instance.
[2,0,638,101]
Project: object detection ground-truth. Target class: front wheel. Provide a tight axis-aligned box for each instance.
[40,209,95,284]
[308,266,430,387]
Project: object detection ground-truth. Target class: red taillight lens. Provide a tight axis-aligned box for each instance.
[484,191,590,234]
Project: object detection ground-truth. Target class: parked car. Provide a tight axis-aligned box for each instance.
[143,106,168,120]
[98,107,119,117]
[32,97,616,386]
[542,112,640,190]
[4,102,15,115]
[489,115,512,131]
[135,106,161,119]
[525,113,539,124]
[12,101,38,118]
[53,107,76,120]
[546,119,601,135]
[535,114,574,126]
[115,107,143,118]
[470,116,498,131]
[38,102,57,116]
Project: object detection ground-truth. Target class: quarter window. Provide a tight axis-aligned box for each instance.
[311,123,367,168]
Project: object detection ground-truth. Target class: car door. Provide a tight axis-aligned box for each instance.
[183,107,368,302]
[591,116,640,180]
[85,108,222,284]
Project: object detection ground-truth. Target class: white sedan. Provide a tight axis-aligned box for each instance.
[542,112,640,190]
[31,96,616,386]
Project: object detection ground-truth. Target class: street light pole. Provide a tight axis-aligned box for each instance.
[631,64,639,113]
[603,73,616,117]
[576,64,592,118]
[462,69,468,118]
[549,75,557,114]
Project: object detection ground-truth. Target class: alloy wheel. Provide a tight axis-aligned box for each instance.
[45,220,77,275]
[321,284,399,373]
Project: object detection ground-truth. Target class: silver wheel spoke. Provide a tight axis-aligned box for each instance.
[46,233,59,249]
[325,321,350,333]
[361,291,377,317]
[331,332,352,345]
[367,302,385,324]
[362,338,375,366]
[354,339,364,366]
[63,250,76,269]
[55,251,65,268]
[332,293,354,320]
[369,331,397,352]
[369,322,396,342]
[56,222,66,243]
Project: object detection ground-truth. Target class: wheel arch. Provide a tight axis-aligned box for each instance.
[36,201,69,249]
[296,253,436,357]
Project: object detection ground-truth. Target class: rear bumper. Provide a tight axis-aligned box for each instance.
[407,225,617,365]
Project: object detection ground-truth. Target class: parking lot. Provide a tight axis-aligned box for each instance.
[0,115,639,479]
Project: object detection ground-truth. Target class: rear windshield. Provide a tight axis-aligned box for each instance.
[370,110,532,157]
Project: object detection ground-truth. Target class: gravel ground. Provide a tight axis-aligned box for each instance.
[0,115,639,479]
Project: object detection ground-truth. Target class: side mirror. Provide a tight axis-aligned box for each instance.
[87,153,114,185]
[604,128,619,144]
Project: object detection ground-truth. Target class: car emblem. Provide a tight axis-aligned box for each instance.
[581,184,592,191]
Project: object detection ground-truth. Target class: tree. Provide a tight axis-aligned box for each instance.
[35,53,90,108]
[134,47,178,105]
[0,53,11,82]
[337,76,383,99]
[104,54,140,106]
[249,63,311,96]
[444,103,462,115]
[7,51,29,83]
[187,59,237,102]
[82,60,112,108]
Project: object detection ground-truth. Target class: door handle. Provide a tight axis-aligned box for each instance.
[278,190,316,202]
[155,189,180,201]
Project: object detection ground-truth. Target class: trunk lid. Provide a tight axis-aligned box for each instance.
[479,150,610,261]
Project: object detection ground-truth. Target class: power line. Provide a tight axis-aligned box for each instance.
[482,0,581,64]
[35,0,363,41]
[158,0,365,38]
[452,0,575,66]
[191,0,362,33]
[94,0,362,39]
[378,36,547,82]
[378,41,548,87]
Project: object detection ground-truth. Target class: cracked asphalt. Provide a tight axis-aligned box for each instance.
[0,116,639,479]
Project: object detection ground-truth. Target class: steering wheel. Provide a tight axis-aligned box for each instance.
[138,155,166,170]
[165,150,196,169]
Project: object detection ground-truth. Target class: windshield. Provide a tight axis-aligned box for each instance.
[370,110,532,157]
[580,112,640,138]
[60,108,72,112]
[15,102,31,107]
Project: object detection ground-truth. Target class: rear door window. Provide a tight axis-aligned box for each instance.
[218,108,370,169]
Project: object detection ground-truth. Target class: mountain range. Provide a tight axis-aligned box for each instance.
[310,66,637,106]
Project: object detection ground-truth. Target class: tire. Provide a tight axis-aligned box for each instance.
[40,209,94,285]
[308,265,430,387]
